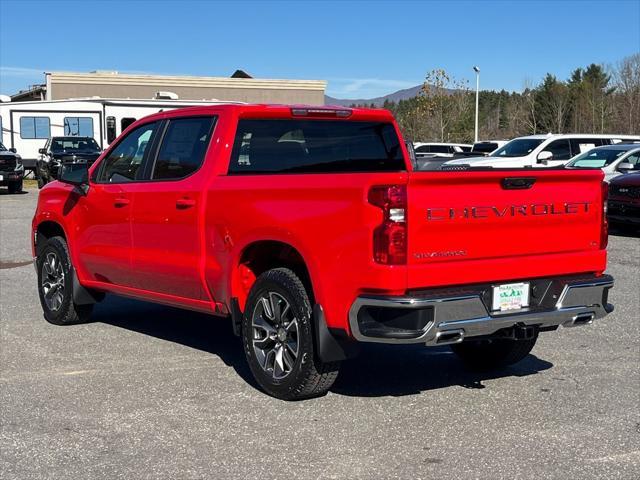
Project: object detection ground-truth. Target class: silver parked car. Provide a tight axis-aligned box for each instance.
[565,143,640,181]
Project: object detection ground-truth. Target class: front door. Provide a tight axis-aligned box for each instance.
[74,121,159,287]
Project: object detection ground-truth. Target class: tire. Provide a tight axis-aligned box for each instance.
[8,179,22,194]
[37,172,46,189]
[241,268,340,400]
[450,334,538,371]
[36,236,93,325]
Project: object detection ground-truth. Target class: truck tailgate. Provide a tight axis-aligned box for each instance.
[406,169,607,288]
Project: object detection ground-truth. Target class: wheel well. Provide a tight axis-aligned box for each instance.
[36,221,66,255]
[234,241,314,310]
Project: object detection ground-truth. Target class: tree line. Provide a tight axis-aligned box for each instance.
[353,53,639,143]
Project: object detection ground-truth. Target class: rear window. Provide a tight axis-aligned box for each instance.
[472,142,498,153]
[228,119,405,174]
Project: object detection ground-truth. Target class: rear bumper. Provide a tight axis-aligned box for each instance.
[348,274,614,345]
[608,201,640,224]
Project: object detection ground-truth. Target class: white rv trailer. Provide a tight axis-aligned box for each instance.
[0,98,238,170]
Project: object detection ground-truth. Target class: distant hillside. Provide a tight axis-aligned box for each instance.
[325,84,423,107]
[324,83,460,106]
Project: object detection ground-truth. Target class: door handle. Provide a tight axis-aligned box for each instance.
[114,197,130,207]
[176,198,196,209]
[501,177,537,190]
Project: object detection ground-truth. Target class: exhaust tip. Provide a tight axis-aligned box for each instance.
[565,312,595,328]
[434,329,465,345]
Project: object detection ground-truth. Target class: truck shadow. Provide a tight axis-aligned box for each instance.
[332,344,553,397]
[93,295,257,388]
[95,295,553,398]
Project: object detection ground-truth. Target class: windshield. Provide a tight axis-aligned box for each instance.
[567,148,629,168]
[51,137,100,152]
[0,142,6,151]
[493,138,544,158]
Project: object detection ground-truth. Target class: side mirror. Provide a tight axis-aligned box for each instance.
[38,148,47,155]
[59,163,89,195]
[537,151,553,163]
[9,147,17,153]
[617,162,634,172]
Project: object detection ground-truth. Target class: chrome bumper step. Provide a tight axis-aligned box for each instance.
[348,275,614,345]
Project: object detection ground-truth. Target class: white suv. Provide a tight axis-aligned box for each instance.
[413,142,472,158]
[443,134,640,168]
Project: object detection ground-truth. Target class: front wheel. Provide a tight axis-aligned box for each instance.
[7,179,22,194]
[36,236,93,325]
[242,268,340,400]
[450,334,538,370]
[37,172,47,189]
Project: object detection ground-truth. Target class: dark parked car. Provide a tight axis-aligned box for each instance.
[0,141,24,194]
[608,172,640,230]
[36,136,101,188]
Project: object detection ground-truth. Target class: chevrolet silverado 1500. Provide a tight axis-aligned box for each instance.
[32,104,614,400]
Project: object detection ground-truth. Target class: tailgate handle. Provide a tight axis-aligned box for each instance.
[501,177,536,190]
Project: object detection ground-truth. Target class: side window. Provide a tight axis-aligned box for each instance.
[545,139,571,160]
[20,116,50,139]
[121,117,136,133]
[622,152,640,170]
[430,145,449,154]
[152,117,215,180]
[106,116,117,144]
[64,117,94,137]
[415,145,430,153]
[96,122,157,183]
[570,139,602,156]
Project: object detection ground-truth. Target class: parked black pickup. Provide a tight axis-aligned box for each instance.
[0,141,24,194]
[36,136,101,188]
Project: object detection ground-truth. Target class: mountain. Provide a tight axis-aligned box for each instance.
[325,84,423,107]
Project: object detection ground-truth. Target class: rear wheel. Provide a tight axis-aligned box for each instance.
[450,334,538,370]
[37,236,93,325]
[241,268,340,400]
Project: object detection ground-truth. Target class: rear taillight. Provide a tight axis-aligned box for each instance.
[368,185,407,265]
[601,181,609,249]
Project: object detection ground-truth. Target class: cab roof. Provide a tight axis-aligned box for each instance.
[141,103,395,123]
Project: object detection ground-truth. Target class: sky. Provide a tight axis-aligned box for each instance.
[0,0,639,99]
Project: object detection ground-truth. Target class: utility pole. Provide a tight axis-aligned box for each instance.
[473,66,480,143]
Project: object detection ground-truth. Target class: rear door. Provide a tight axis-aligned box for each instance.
[405,170,606,288]
[129,115,217,300]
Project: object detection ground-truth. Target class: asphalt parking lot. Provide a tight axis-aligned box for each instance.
[1,187,639,480]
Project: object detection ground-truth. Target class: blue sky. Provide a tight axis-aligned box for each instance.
[1,0,638,99]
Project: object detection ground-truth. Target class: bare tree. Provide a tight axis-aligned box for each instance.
[420,69,472,142]
[612,53,640,134]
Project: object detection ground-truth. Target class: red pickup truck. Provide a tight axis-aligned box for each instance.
[32,104,614,400]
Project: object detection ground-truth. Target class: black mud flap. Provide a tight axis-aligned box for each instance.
[72,268,104,305]
[231,297,243,336]
[313,304,360,363]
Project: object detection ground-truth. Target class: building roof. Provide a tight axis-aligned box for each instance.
[45,71,326,92]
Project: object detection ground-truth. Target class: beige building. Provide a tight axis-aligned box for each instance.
[12,70,327,105]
